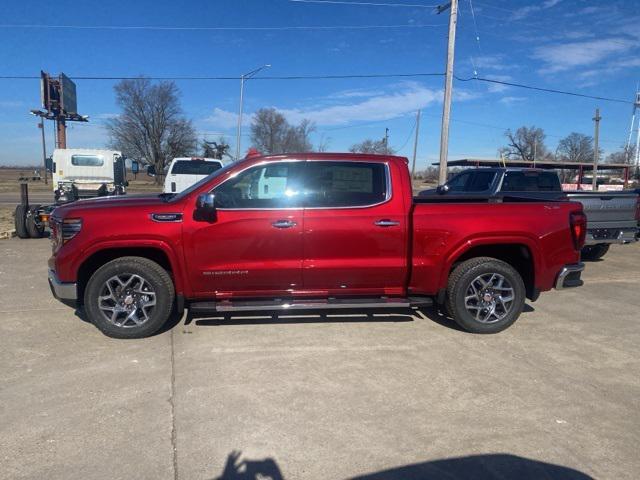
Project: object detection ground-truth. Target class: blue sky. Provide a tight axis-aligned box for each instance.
[1,0,639,168]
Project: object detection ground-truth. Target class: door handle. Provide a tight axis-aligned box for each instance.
[272,219,297,229]
[374,219,400,227]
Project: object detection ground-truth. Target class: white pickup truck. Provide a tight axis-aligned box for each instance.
[162,157,227,194]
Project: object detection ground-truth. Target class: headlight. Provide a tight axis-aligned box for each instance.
[50,217,82,252]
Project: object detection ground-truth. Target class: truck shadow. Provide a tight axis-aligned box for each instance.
[210,451,592,480]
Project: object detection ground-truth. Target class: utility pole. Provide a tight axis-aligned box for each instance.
[592,108,601,191]
[437,0,458,185]
[384,128,389,154]
[56,118,66,149]
[411,109,421,180]
[235,64,271,161]
[37,118,48,185]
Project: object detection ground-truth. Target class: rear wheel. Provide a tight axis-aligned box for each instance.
[581,244,609,261]
[26,205,45,238]
[446,257,526,334]
[84,257,175,339]
[14,204,29,238]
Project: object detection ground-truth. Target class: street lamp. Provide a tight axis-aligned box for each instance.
[236,64,271,161]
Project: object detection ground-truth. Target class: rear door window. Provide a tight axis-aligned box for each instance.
[302,161,387,208]
[502,171,561,192]
[171,160,222,175]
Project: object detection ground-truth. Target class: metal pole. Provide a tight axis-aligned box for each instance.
[235,75,245,161]
[384,128,389,154]
[411,110,421,180]
[592,108,601,191]
[38,118,48,185]
[438,0,458,185]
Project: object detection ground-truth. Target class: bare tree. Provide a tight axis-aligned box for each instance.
[556,133,596,163]
[250,108,315,154]
[606,145,636,164]
[349,139,395,155]
[500,126,549,162]
[106,78,197,183]
[202,138,232,160]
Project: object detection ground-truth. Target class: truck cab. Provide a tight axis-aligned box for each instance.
[49,148,127,204]
[163,157,227,194]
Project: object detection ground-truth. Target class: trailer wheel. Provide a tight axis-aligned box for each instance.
[14,204,30,238]
[26,205,45,238]
[446,257,526,334]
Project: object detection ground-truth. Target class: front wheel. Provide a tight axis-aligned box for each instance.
[84,257,175,338]
[446,257,526,334]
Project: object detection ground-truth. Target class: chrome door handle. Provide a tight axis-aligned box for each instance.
[272,220,297,229]
[374,219,400,227]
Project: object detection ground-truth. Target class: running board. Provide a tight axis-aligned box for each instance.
[189,296,432,314]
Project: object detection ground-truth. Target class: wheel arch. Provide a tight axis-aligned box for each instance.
[76,246,183,305]
[445,242,538,301]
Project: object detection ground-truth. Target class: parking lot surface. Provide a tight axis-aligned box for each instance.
[1,238,639,480]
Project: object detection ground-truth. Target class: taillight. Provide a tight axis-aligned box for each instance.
[570,211,587,250]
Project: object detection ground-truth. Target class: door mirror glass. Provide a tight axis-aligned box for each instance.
[195,193,216,221]
[146,165,156,177]
[436,184,449,194]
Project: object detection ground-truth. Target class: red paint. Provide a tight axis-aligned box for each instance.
[50,153,582,303]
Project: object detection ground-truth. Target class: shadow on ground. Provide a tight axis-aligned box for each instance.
[210,451,592,480]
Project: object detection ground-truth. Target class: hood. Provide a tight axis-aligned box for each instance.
[53,193,173,217]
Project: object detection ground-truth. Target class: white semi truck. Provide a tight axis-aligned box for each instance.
[14,148,133,238]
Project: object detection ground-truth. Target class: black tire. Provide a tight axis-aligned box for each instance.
[446,257,526,334]
[14,204,29,238]
[581,244,609,261]
[26,204,45,238]
[84,256,175,339]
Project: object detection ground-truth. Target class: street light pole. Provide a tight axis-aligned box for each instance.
[235,64,271,161]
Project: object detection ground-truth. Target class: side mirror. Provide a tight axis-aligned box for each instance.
[436,184,450,194]
[146,165,156,177]
[131,160,139,174]
[196,193,217,220]
[45,157,56,173]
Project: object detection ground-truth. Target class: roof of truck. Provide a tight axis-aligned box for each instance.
[255,152,409,163]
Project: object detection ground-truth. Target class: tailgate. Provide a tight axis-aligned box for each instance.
[567,193,638,225]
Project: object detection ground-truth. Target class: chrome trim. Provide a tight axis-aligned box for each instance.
[212,160,393,211]
[213,298,412,312]
[555,262,585,290]
[48,270,77,300]
[584,229,638,245]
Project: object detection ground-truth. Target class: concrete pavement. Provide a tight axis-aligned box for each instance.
[1,238,639,479]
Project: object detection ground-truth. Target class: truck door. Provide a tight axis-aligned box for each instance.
[301,160,407,295]
[184,161,305,297]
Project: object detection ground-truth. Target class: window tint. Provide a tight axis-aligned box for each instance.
[71,155,104,167]
[171,160,222,175]
[213,162,303,209]
[446,172,471,192]
[303,161,387,207]
[466,171,496,191]
[502,171,561,192]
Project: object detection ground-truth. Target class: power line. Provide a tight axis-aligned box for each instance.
[0,72,445,81]
[0,22,446,31]
[456,75,634,105]
[290,0,438,8]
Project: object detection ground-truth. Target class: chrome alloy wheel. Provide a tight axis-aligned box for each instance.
[98,274,157,328]
[464,273,515,324]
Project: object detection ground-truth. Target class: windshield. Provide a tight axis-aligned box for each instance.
[170,160,222,175]
[169,161,238,202]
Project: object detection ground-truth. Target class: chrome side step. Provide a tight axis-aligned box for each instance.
[189,296,432,314]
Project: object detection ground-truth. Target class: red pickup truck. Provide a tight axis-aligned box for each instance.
[48,153,586,338]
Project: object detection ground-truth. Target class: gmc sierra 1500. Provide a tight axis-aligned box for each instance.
[48,153,587,338]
